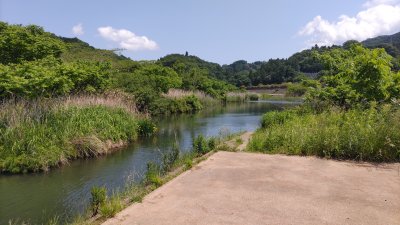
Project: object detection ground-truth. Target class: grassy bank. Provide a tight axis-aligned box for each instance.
[0,93,155,173]
[248,106,400,162]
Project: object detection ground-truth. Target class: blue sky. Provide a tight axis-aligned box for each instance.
[1,0,400,64]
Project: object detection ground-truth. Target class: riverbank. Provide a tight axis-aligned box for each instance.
[249,106,400,162]
[102,151,400,225]
[0,93,156,174]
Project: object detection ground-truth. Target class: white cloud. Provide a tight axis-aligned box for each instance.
[363,0,399,8]
[97,26,158,51]
[72,23,84,36]
[298,0,400,46]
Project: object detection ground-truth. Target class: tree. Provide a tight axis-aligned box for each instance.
[0,22,65,65]
[307,44,400,107]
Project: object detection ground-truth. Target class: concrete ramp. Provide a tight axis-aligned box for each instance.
[103,151,400,225]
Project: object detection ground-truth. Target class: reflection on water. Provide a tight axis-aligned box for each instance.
[0,101,296,224]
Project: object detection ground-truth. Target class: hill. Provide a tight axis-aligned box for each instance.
[362,32,400,57]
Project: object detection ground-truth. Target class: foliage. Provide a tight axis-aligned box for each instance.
[145,162,163,187]
[159,54,237,97]
[362,31,400,58]
[250,59,299,85]
[137,118,157,136]
[307,44,400,108]
[99,195,123,218]
[260,110,295,128]
[250,106,400,162]
[192,134,217,156]
[0,98,143,173]
[0,56,110,99]
[162,143,180,173]
[112,63,182,111]
[286,83,308,97]
[0,22,65,65]
[90,186,106,216]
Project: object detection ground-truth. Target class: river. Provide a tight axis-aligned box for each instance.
[0,100,298,224]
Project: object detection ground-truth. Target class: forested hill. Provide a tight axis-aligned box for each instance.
[1,22,399,90]
[362,32,400,57]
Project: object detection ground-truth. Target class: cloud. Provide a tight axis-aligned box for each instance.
[72,23,84,36]
[363,0,399,8]
[298,0,400,46]
[97,26,158,51]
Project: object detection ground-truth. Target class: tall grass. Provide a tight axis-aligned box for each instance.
[162,89,217,105]
[0,93,154,173]
[249,106,400,162]
[225,92,259,102]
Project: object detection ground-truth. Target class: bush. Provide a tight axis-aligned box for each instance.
[99,196,123,218]
[137,118,157,136]
[162,143,180,173]
[90,186,107,216]
[145,162,162,187]
[0,57,110,99]
[286,83,308,97]
[0,22,65,65]
[260,110,295,128]
[248,93,259,101]
[193,134,209,155]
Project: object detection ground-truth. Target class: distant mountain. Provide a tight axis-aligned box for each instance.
[362,32,400,57]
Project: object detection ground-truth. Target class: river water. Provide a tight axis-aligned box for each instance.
[0,101,298,224]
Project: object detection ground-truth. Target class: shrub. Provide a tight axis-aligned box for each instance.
[137,118,157,136]
[90,186,107,216]
[248,93,259,101]
[286,83,308,97]
[145,162,162,187]
[0,57,110,99]
[99,196,123,218]
[162,143,180,173]
[193,134,209,155]
[260,110,295,128]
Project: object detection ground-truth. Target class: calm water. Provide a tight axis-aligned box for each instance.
[0,101,298,224]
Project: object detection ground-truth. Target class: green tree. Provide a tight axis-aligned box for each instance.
[0,22,65,64]
[307,44,400,107]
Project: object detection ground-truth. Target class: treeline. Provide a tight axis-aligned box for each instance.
[0,22,236,115]
[160,33,400,88]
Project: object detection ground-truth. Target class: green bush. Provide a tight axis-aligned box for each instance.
[90,186,107,216]
[0,57,110,99]
[261,110,295,128]
[145,162,162,187]
[286,83,308,97]
[99,195,123,218]
[248,93,259,101]
[193,134,209,155]
[137,118,157,136]
[0,22,65,65]
[162,143,180,173]
[148,95,204,115]
[307,44,400,108]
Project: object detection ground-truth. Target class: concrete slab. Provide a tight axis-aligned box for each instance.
[103,151,400,225]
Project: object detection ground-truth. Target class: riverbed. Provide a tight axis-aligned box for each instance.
[0,101,298,224]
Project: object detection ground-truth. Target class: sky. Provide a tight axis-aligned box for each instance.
[1,0,400,64]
